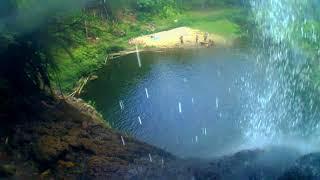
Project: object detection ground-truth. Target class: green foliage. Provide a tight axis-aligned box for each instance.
[293,21,320,54]
[177,8,248,38]
[87,100,96,108]
[136,0,179,17]
[180,0,247,9]
[0,0,249,94]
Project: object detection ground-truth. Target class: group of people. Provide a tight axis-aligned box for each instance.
[179,32,214,47]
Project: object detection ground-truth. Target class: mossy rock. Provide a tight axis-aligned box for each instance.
[40,169,52,179]
[34,135,69,162]
[87,156,128,177]
[0,164,16,177]
[58,160,76,169]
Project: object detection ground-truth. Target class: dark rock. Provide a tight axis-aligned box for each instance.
[87,156,128,178]
[279,153,320,180]
[193,147,300,180]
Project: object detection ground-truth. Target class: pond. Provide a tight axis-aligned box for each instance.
[82,48,259,158]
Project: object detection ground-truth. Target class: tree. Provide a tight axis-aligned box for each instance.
[0,0,90,124]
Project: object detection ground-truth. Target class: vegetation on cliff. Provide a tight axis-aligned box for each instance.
[12,0,249,93]
[53,2,249,93]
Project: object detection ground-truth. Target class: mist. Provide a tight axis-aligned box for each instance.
[0,0,88,34]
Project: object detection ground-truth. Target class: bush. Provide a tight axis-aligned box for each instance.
[136,0,178,17]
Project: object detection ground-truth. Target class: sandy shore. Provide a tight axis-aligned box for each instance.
[129,27,230,48]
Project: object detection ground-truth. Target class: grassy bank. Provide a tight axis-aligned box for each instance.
[52,7,249,93]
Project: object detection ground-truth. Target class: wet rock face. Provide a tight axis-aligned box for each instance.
[193,147,301,180]
[279,153,320,180]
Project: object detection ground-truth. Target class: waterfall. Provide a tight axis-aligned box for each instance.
[136,45,142,68]
[241,0,320,150]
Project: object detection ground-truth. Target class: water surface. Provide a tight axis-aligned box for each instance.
[83,48,256,157]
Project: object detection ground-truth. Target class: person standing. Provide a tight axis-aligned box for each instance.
[196,34,199,44]
[204,32,209,42]
[180,35,184,44]
[209,39,215,47]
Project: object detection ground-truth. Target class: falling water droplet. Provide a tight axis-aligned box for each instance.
[228,87,231,93]
[5,137,8,145]
[138,116,142,125]
[183,78,188,82]
[121,136,126,146]
[179,102,182,113]
[192,98,194,104]
[119,100,124,110]
[145,88,149,99]
[149,153,153,162]
[216,98,219,109]
[195,136,198,143]
[161,158,164,167]
[136,45,142,68]
[202,128,207,136]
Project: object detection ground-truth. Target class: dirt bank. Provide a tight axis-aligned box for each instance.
[129,27,230,49]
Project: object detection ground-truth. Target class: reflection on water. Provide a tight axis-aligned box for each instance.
[83,48,255,157]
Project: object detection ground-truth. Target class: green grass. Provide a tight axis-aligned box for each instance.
[143,7,248,38]
[191,20,240,36]
[180,8,247,38]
